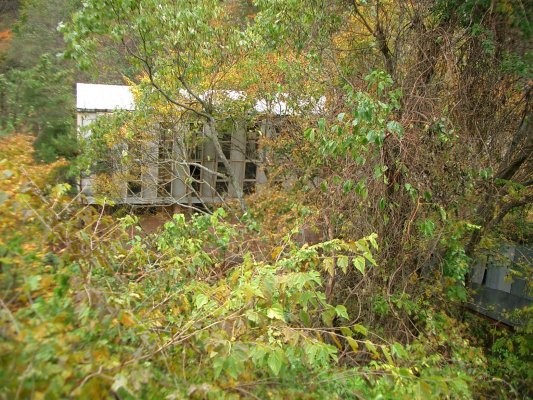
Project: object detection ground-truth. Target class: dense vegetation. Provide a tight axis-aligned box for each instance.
[1,0,531,399]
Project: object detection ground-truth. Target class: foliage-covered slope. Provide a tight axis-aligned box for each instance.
[2,135,530,399]
[1,0,531,397]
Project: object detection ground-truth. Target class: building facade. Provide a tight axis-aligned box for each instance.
[76,83,281,206]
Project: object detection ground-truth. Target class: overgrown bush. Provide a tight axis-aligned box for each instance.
[0,135,520,399]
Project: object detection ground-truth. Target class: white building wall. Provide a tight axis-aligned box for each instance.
[76,84,288,205]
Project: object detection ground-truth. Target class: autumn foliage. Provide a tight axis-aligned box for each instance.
[1,0,532,398]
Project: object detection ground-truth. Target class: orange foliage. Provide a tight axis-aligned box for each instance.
[0,134,66,272]
[0,29,12,41]
[0,28,12,52]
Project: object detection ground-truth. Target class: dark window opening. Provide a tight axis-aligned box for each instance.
[246,123,258,160]
[245,162,257,180]
[159,137,173,160]
[127,181,142,197]
[219,130,232,159]
[217,162,228,176]
[243,161,257,194]
[189,145,203,161]
[481,269,488,286]
[221,131,232,142]
[189,165,202,193]
[215,180,228,195]
[158,179,172,197]
[158,133,173,198]
[221,141,232,159]
[187,123,204,161]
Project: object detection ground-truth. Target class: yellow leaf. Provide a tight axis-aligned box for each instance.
[118,312,135,327]
[270,246,283,260]
[346,337,359,352]
[323,257,335,275]
[365,340,380,358]
[33,392,45,400]
[92,347,110,362]
[329,332,342,349]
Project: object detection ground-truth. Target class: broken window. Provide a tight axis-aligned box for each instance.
[126,140,146,199]
[242,123,259,194]
[157,130,174,197]
[189,164,202,193]
[216,161,229,196]
[187,123,204,196]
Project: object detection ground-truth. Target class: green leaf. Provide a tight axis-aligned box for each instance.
[367,233,378,250]
[354,180,368,199]
[438,206,447,222]
[386,120,403,138]
[250,345,268,367]
[335,305,349,320]
[419,219,435,238]
[299,310,311,326]
[267,304,285,321]
[363,252,377,267]
[194,293,209,309]
[213,356,225,379]
[353,256,366,274]
[340,326,353,337]
[267,348,284,376]
[305,342,319,366]
[479,167,493,179]
[365,340,379,358]
[337,255,349,273]
[322,307,336,327]
[317,118,326,132]
[404,183,417,198]
[374,164,384,179]
[245,309,260,323]
[304,127,315,141]
[323,257,335,275]
[225,354,243,379]
[353,324,368,336]
[381,345,394,364]
[26,275,41,291]
[391,342,408,359]
[346,337,359,352]
[342,179,353,194]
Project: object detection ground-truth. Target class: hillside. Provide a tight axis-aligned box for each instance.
[0,1,531,399]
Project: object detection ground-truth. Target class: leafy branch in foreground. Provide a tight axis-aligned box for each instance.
[0,135,501,399]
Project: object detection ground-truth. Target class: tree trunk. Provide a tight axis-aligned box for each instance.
[206,117,246,212]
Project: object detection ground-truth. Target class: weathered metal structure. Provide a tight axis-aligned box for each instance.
[76,83,305,205]
[469,244,532,326]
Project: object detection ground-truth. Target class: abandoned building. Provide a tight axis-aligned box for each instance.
[76,83,318,206]
[468,244,532,326]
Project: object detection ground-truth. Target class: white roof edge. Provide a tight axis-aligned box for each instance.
[76,83,135,111]
[76,83,326,115]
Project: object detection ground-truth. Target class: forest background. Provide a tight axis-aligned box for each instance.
[0,0,531,399]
